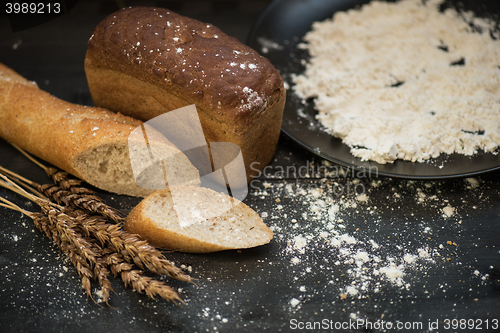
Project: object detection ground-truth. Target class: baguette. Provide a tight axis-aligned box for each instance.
[84,6,286,184]
[0,63,199,197]
[124,186,273,253]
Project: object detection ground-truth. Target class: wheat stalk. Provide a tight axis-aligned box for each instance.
[0,167,191,283]
[0,179,113,304]
[44,204,114,305]
[64,208,192,282]
[105,250,184,304]
[44,203,184,303]
[38,182,124,224]
[1,151,193,282]
[0,165,47,198]
[0,168,190,304]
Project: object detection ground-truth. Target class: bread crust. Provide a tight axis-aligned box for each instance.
[0,63,199,197]
[84,6,286,181]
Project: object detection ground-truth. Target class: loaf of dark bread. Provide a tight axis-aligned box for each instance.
[84,6,286,183]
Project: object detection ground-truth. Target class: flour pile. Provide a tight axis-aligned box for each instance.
[293,0,500,164]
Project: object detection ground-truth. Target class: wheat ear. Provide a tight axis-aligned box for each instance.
[0,178,114,304]
[0,170,189,303]
[64,208,192,283]
[105,250,184,304]
[3,150,192,283]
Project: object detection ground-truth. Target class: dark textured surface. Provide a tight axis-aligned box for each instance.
[0,1,499,333]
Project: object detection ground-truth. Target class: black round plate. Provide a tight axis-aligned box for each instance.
[247,0,500,179]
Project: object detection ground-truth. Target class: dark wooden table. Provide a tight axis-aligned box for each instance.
[1,1,499,332]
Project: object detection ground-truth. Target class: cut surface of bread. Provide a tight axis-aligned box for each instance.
[124,186,273,253]
[0,63,199,197]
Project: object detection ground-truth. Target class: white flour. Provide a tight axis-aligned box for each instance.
[250,170,492,311]
[293,0,500,164]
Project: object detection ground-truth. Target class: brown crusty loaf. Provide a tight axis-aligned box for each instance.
[124,186,273,253]
[84,6,286,183]
[0,63,199,197]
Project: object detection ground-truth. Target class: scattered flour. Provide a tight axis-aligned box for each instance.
[289,298,301,308]
[291,235,308,253]
[293,0,500,164]
[254,172,491,303]
[257,36,284,54]
[441,205,456,218]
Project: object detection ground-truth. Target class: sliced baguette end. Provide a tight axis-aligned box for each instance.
[124,186,273,253]
[74,138,200,197]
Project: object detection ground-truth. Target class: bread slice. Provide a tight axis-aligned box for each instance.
[0,63,199,197]
[124,186,273,253]
[84,6,286,184]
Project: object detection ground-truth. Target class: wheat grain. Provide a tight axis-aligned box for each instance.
[64,208,192,283]
[106,251,183,304]
[37,182,124,224]
[42,204,114,304]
